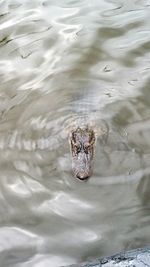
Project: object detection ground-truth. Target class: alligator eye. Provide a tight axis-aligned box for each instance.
[74,144,81,153]
[84,143,90,149]
[72,142,81,154]
[84,143,90,154]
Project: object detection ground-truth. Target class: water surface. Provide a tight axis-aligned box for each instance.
[0,0,150,266]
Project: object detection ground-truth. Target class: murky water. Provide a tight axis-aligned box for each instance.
[0,0,150,266]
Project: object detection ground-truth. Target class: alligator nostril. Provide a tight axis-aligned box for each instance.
[76,172,89,180]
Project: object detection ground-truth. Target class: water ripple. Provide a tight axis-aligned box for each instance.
[0,0,149,266]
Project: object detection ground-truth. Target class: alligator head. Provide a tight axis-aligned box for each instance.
[70,127,96,180]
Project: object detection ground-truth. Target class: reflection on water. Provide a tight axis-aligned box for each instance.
[0,0,150,266]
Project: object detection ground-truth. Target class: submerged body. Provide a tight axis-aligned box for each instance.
[68,87,109,180]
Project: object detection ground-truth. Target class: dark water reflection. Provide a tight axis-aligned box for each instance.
[0,0,150,266]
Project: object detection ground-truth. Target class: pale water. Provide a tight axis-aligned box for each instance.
[0,0,150,266]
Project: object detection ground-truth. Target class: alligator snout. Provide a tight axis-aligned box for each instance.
[73,151,92,180]
[76,172,89,180]
[69,127,95,180]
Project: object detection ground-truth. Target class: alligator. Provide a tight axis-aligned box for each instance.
[69,119,109,180]
[69,126,96,180]
[68,86,109,180]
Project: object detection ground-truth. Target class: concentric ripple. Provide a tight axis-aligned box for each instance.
[0,0,149,266]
